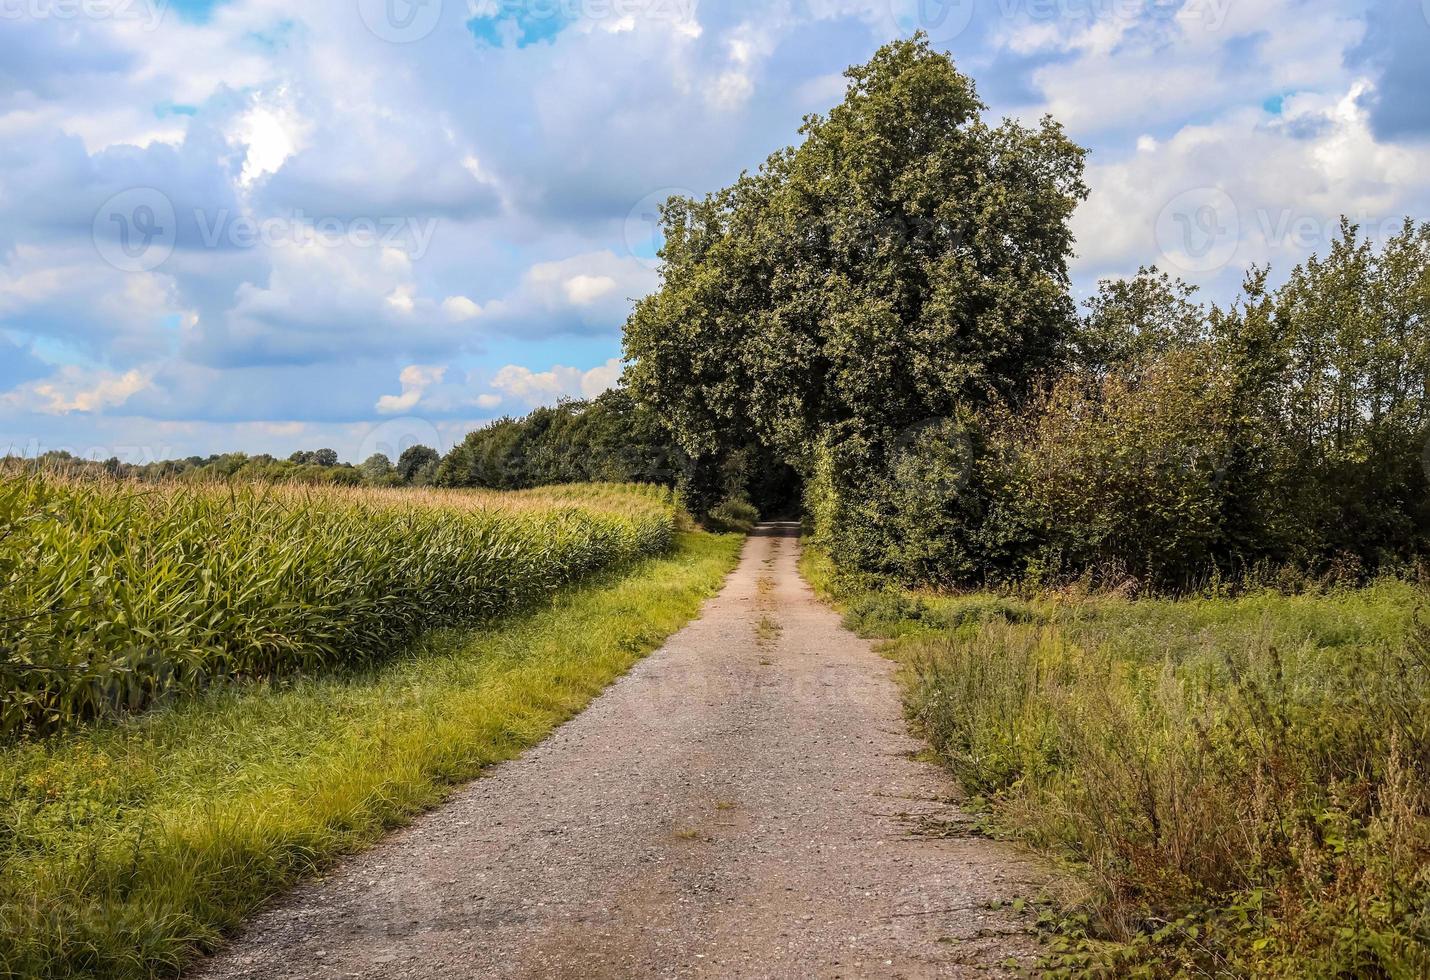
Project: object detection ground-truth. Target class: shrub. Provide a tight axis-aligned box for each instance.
[809,223,1430,589]
[980,346,1239,586]
[705,496,759,533]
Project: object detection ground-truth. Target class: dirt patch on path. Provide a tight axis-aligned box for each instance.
[194,524,1045,979]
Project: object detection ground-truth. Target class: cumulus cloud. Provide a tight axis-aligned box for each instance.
[443,296,483,321]
[478,251,658,336]
[1071,81,1430,290]
[489,357,623,406]
[2,366,151,415]
[376,364,448,414]
[1346,2,1430,141]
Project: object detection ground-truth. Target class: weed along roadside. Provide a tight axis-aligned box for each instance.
[0,524,743,979]
[803,544,1430,976]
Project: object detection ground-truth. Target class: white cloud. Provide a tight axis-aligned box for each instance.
[386,284,417,314]
[478,251,655,335]
[1003,0,1362,137]
[489,357,622,406]
[3,367,151,415]
[376,364,448,414]
[234,96,310,187]
[443,295,484,321]
[1071,81,1430,285]
[563,274,618,305]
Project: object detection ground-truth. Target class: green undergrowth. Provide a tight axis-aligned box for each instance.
[0,531,742,980]
[801,543,1430,977]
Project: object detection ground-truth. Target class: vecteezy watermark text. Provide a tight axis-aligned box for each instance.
[0,0,168,29]
[93,187,440,272]
[192,210,439,256]
[1255,210,1407,252]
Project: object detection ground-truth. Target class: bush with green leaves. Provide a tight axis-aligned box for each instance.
[704,496,759,533]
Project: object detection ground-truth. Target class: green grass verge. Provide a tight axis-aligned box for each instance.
[801,543,1430,977]
[1,531,743,979]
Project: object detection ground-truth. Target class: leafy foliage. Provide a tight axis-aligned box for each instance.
[624,35,1087,493]
[813,221,1430,587]
[704,496,759,533]
[434,389,686,491]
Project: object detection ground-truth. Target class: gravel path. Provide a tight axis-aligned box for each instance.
[194,524,1045,979]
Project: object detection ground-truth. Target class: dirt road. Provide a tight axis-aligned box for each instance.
[196,524,1044,979]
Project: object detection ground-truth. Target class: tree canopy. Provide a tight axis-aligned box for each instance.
[623,36,1088,467]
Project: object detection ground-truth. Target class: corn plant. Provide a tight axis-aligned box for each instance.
[0,465,677,738]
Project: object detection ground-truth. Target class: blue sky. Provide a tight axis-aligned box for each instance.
[2,0,1428,462]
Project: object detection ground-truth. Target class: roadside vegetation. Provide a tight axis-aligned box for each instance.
[806,548,1430,975]
[0,531,741,979]
[1,467,677,738]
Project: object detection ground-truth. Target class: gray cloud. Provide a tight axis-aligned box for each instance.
[1347,1,1430,141]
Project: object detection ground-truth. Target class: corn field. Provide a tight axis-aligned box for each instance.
[0,465,678,738]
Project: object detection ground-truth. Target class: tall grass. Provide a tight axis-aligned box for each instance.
[905,587,1430,976]
[804,544,1430,976]
[1,466,678,738]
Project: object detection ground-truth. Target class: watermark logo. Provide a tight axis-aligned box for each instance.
[358,0,443,43]
[0,0,168,29]
[93,187,177,273]
[357,416,446,464]
[892,0,977,44]
[623,186,693,270]
[1155,186,1239,274]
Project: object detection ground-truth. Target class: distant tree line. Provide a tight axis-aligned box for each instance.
[20,442,449,490]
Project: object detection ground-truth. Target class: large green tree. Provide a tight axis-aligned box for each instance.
[623,36,1088,470]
